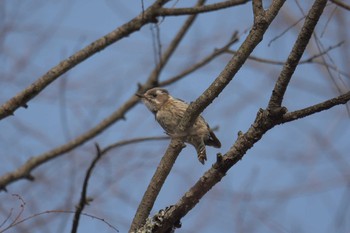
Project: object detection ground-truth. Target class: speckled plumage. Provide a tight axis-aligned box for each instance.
[137,87,221,164]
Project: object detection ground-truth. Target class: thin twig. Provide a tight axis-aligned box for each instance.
[71,144,103,233]
[102,136,169,154]
[0,194,26,233]
[0,210,119,233]
[268,16,305,46]
[160,31,239,86]
[226,40,344,65]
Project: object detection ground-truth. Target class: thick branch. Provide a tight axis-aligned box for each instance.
[142,0,287,231]
[178,0,285,133]
[268,0,328,109]
[158,0,249,16]
[129,139,184,233]
[152,1,335,231]
[0,0,168,120]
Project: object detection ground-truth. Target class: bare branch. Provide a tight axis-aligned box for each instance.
[146,0,205,87]
[141,0,287,232]
[0,96,138,191]
[1,209,119,233]
[177,0,285,133]
[102,136,169,154]
[268,16,305,46]
[129,139,184,232]
[130,1,209,230]
[281,91,350,123]
[0,194,26,233]
[226,40,344,65]
[252,0,264,24]
[331,0,350,11]
[158,0,249,16]
[71,144,102,233]
[0,0,168,120]
[160,31,239,86]
[268,0,328,110]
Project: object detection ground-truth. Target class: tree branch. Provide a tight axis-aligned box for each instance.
[281,91,350,123]
[158,0,249,16]
[331,0,350,11]
[226,40,344,66]
[130,1,208,231]
[129,139,185,232]
[71,144,102,233]
[0,0,168,120]
[177,0,285,134]
[159,31,239,86]
[150,1,334,232]
[133,0,287,232]
[267,0,328,110]
[252,0,264,24]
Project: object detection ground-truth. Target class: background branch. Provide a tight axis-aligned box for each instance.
[71,144,102,233]
[0,0,168,120]
[158,0,249,16]
[331,0,350,11]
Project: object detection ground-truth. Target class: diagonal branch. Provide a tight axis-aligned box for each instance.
[129,139,185,233]
[130,1,208,231]
[226,40,344,66]
[0,0,168,120]
[158,0,249,16]
[331,0,350,11]
[159,31,239,86]
[150,1,332,232]
[133,0,286,232]
[178,0,285,133]
[267,0,329,110]
[281,91,350,123]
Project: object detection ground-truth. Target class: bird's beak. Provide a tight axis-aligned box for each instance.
[135,93,144,98]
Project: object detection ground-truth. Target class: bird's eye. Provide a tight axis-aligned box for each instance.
[151,93,157,98]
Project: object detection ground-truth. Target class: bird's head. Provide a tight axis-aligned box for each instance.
[136,88,170,113]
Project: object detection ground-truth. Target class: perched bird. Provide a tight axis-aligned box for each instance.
[136,87,221,164]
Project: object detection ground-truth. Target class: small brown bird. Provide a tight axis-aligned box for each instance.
[136,87,221,164]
